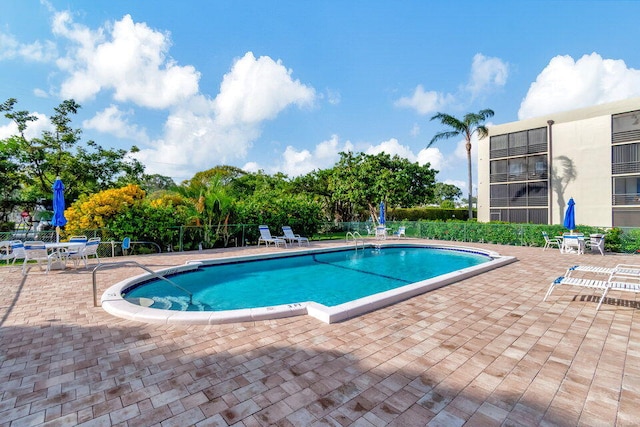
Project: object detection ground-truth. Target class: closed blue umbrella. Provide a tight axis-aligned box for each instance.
[563,197,576,233]
[52,178,67,242]
[379,201,385,225]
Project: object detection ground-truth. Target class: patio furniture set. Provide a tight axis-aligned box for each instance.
[0,236,100,275]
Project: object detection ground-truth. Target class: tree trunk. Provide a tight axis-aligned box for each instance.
[466,141,473,220]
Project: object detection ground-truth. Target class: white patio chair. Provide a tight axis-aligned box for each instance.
[585,234,605,256]
[67,237,101,268]
[392,226,406,239]
[0,240,15,264]
[541,232,561,251]
[560,233,584,254]
[7,240,25,269]
[21,240,60,275]
[280,226,309,246]
[257,226,287,248]
[375,226,387,240]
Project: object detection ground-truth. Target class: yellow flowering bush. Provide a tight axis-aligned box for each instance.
[65,184,146,233]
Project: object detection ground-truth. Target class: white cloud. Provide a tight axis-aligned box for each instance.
[83,105,149,143]
[396,53,508,115]
[53,12,200,108]
[276,134,353,177]
[242,161,260,173]
[519,53,640,119]
[0,32,57,62]
[416,147,444,171]
[366,138,416,160]
[0,112,53,140]
[213,52,315,126]
[466,53,509,97]
[443,179,467,193]
[394,85,454,115]
[33,88,49,98]
[325,89,341,105]
[136,53,316,180]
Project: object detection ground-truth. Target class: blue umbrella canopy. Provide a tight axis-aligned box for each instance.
[563,197,576,232]
[52,178,67,228]
[379,201,385,225]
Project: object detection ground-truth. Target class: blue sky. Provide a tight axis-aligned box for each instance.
[2,0,640,192]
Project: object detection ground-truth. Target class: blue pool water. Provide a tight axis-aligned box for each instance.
[124,246,490,311]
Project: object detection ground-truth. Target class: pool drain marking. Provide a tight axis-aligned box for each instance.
[311,253,411,284]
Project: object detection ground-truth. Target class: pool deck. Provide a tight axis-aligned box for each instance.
[1,239,639,426]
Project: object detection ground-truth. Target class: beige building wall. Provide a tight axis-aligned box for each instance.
[551,116,611,227]
[478,97,640,227]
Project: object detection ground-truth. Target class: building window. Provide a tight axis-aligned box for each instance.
[490,159,507,183]
[528,155,548,180]
[490,154,548,182]
[613,176,640,205]
[489,182,548,208]
[489,127,549,224]
[613,208,640,227]
[490,127,547,158]
[612,110,640,143]
[489,208,548,224]
[527,128,547,154]
[612,143,640,174]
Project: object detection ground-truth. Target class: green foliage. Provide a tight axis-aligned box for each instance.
[432,182,462,204]
[329,151,436,222]
[235,192,324,243]
[0,98,144,210]
[108,202,189,248]
[621,228,640,253]
[390,207,471,221]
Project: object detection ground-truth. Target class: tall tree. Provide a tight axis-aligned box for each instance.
[329,152,436,222]
[0,98,145,204]
[433,182,462,205]
[429,109,494,219]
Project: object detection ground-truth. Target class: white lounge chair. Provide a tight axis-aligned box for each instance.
[280,226,309,246]
[258,225,287,248]
[544,264,640,310]
[542,232,561,251]
[375,226,387,240]
[21,240,61,275]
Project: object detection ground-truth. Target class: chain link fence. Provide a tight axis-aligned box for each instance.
[2,221,639,256]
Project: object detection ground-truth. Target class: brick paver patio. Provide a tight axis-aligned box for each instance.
[1,240,639,426]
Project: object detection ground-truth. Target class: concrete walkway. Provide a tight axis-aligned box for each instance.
[0,240,638,426]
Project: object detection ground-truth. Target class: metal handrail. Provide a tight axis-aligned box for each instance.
[92,260,193,307]
[346,231,365,250]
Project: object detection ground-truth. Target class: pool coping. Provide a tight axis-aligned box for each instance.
[100,242,517,324]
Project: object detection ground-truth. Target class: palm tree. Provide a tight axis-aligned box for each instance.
[429,109,494,219]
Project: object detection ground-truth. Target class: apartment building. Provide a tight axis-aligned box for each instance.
[478,97,640,227]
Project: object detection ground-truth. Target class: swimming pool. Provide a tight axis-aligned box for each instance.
[101,242,516,324]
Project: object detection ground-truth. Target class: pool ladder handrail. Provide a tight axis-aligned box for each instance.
[346,231,365,250]
[92,260,193,307]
